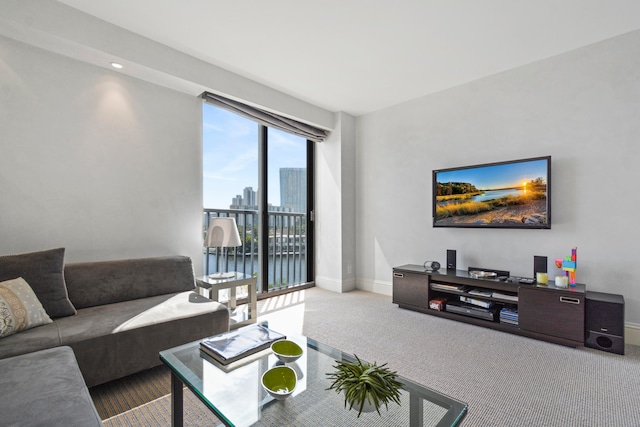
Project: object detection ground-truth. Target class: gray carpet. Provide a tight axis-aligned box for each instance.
[300,288,640,426]
[92,287,640,426]
[90,364,223,426]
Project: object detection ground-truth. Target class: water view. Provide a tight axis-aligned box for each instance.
[203,253,307,290]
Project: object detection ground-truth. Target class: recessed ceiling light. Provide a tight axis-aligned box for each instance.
[110,62,123,69]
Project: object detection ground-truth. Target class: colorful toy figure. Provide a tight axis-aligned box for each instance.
[556,247,577,287]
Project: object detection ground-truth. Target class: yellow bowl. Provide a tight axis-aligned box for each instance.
[261,366,296,400]
[271,340,303,363]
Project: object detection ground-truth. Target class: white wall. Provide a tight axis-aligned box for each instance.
[340,114,357,288]
[356,30,640,326]
[315,112,357,292]
[0,36,204,269]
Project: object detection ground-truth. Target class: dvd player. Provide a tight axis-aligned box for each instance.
[446,302,499,321]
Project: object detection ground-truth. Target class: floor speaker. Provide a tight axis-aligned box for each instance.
[585,291,625,355]
[446,250,456,270]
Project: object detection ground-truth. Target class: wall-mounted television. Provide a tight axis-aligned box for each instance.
[433,156,551,229]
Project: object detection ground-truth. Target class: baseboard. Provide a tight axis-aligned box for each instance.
[356,278,392,296]
[315,275,356,293]
[373,280,392,296]
[626,322,640,346]
[342,277,357,292]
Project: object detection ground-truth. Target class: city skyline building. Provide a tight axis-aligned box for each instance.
[244,187,257,207]
[279,168,306,213]
[226,169,306,214]
[230,187,258,209]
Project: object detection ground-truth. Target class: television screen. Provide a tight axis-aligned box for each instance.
[433,156,551,229]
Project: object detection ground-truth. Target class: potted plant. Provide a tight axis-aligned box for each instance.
[326,355,402,417]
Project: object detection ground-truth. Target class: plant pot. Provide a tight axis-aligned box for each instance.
[351,398,376,414]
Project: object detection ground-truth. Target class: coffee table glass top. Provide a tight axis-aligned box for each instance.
[160,334,467,427]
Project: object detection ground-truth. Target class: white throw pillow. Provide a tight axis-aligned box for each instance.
[0,277,53,338]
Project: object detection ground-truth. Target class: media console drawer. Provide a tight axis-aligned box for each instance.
[518,285,585,343]
[392,269,428,309]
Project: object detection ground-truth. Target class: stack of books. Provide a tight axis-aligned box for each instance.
[499,307,519,326]
[200,324,285,365]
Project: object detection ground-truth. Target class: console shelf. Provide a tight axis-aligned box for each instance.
[393,264,585,347]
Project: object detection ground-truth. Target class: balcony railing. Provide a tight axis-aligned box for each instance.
[203,208,308,294]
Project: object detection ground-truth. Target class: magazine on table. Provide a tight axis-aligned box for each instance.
[200,324,286,365]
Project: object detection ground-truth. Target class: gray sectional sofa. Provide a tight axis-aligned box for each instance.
[0,248,230,425]
[0,249,230,386]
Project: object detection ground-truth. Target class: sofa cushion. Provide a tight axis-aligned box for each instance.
[0,248,76,318]
[0,346,103,426]
[0,320,61,360]
[55,291,224,343]
[64,255,197,309]
[0,277,53,338]
[56,291,230,386]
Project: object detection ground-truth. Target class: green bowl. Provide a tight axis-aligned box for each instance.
[261,366,297,400]
[271,340,303,363]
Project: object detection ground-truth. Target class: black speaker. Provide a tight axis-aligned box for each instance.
[446,250,456,271]
[533,255,547,277]
[585,291,625,355]
[423,261,441,271]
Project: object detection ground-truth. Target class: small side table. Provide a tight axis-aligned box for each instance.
[196,273,257,329]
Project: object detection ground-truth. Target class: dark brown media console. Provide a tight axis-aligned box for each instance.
[393,264,585,347]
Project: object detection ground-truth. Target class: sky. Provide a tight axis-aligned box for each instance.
[202,104,306,209]
[435,158,549,190]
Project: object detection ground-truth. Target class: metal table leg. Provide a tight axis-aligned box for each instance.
[171,371,184,427]
[410,392,424,427]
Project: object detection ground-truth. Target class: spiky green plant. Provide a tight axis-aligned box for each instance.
[326,355,402,417]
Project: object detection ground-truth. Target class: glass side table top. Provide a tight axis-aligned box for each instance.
[198,272,252,285]
[160,334,467,427]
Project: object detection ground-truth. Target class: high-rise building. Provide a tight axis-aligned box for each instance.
[243,187,257,207]
[280,168,306,213]
[230,187,258,210]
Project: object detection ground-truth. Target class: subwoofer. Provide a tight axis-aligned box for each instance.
[585,291,625,355]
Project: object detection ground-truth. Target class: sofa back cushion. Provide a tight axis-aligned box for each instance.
[64,256,196,309]
[0,248,76,318]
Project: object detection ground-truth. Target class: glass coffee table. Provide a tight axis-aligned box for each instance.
[160,334,467,427]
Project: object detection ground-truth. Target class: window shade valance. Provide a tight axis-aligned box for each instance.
[201,92,329,143]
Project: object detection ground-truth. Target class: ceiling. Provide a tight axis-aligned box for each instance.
[39,1,640,115]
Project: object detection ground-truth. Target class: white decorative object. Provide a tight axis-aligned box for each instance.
[205,217,242,279]
[555,275,569,288]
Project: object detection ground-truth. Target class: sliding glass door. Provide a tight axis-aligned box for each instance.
[202,103,313,294]
[264,127,311,290]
